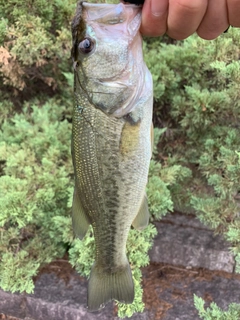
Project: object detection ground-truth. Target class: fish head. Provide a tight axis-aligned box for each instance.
[72,2,143,116]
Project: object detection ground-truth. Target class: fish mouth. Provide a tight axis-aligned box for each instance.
[82,2,142,25]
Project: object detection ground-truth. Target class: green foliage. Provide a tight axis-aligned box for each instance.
[144,27,240,256]
[0,251,39,294]
[0,0,75,104]
[0,100,72,293]
[147,133,173,219]
[194,295,240,320]
[147,172,173,218]
[146,127,192,220]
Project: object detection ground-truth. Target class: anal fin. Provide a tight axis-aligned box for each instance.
[72,186,90,239]
[132,194,149,230]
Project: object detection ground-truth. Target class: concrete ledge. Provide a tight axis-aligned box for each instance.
[149,213,235,273]
[0,213,237,320]
[0,273,147,320]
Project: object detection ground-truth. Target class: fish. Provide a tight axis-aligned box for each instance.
[71,1,153,311]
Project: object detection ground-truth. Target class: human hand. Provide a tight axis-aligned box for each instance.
[140,0,240,40]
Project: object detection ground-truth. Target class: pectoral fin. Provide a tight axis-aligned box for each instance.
[132,194,149,230]
[120,121,140,157]
[72,186,90,239]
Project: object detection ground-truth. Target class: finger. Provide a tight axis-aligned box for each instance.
[227,0,240,27]
[140,0,168,36]
[167,0,208,40]
[197,0,228,40]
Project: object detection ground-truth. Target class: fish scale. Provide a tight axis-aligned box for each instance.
[73,95,151,261]
[71,1,153,311]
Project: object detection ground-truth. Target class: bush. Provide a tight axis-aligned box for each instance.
[0,100,72,293]
[194,295,240,320]
[144,29,240,263]
[0,0,75,107]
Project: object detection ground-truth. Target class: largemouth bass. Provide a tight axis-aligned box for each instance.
[71,1,153,311]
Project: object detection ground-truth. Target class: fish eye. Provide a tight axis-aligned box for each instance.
[79,38,95,54]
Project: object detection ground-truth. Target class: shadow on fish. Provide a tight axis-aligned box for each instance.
[71,1,153,311]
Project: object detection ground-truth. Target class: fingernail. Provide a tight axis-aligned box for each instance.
[151,0,168,17]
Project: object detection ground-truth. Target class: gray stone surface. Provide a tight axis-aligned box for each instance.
[149,213,235,273]
[0,213,238,320]
[0,273,147,320]
[157,272,240,320]
[1,267,240,320]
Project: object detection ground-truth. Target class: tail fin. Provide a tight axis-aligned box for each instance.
[87,262,134,311]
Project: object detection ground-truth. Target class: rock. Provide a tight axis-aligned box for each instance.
[0,212,237,320]
[149,213,235,273]
[0,274,147,320]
